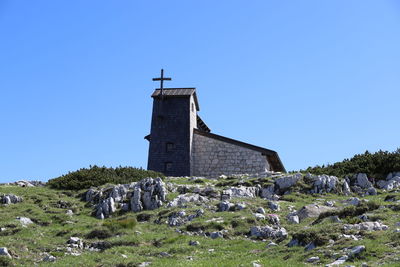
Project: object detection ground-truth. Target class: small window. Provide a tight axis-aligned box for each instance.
[191,103,195,112]
[166,142,174,152]
[165,162,173,172]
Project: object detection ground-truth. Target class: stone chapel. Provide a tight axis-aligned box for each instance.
[145,70,285,177]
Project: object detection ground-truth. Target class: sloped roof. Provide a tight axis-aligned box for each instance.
[193,129,286,172]
[151,88,199,111]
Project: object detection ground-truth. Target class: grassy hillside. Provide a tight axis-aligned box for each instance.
[1,175,400,266]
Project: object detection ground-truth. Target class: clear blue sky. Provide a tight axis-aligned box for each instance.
[1,1,399,182]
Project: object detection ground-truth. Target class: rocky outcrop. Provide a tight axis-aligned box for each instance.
[306,174,338,194]
[224,186,259,198]
[250,226,288,240]
[343,221,388,231]
[377,174,400,191]
[355,173,373,189]
[274,173,302,192]
[84,178,167,219]
[131,178,166,212]
[167,193,208,208]
[1,194,22,205]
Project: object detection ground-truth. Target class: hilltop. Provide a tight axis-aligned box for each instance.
[1,151,400,267]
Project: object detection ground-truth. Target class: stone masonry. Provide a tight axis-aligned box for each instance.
[192,132,270,177]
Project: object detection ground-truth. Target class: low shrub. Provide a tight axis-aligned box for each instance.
[303,149,400,179]
[103,218,137,232]
[313,201,380,224]
[86,229,113,239]
[47,165,164,190]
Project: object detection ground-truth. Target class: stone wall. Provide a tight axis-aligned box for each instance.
[191,132,270,177]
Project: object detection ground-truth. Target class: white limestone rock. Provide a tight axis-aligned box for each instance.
[297,204,335,221]
[275,173,302,192]
[17,217,33,226]
[167,193,208,208]
[43,255,57,262]
[0,247,11,258]
[218,201,234,212]
[307,174,339,194]
[287,214,300,224]
[225,186,259,198]
[254,213,266,220]
[250,225,287,240]
[1,194,22,205]
[345,197,360,206]
[348,245,365,257]
[256,207,266,214]
[343,181,351,195]
[306,256,320,263]
[131,178,166,212]
[267,201,280,211]
[355,173,372,189]
[344,221,388,231]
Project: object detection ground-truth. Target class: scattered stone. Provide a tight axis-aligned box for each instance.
[159,252,171,257]
[305,242,316,251]
[297,204,335,221]
[218,201,234,212]
[235,203,246,210]
[1,194,22,205]
[287,214,299,224]
[348,245,365,257]
[189,240,200,246]
[366,187,377,196]
[325,200,335,207]
[254,213,266,220]
[225,186,259,198]
[250,226,287,240]
[67,237,83,249]
[343,181,351,195]
[256,207,266,214]
[168,193,208,208]
[267,201,280,211]
[344,222,388,231]
[43,255,56,262]
[266,214,280,225]
[210,231,223,239]
[326,255,348,266]
[16,217,33,226]
[306,256,320,263]
[328,215,342,223]
[66,210,74,216]
[266,241,277,248]
[345,197,360,206]
[0,247,12,258]
[138,262,151,267]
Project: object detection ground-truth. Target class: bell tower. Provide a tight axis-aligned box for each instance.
[145,70,199,176]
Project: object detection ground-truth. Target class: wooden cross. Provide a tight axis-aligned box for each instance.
[152,69,171,97]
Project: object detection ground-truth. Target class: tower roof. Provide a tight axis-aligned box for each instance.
[151,88,200,111]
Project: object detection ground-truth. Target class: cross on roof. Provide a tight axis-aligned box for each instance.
[152,69,171,97]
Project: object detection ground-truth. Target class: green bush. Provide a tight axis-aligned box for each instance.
[303,149,400,179]
[103,218,137,232]
[47,165,164,190]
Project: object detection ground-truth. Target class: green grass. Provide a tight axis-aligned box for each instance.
[1,179,400,266]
